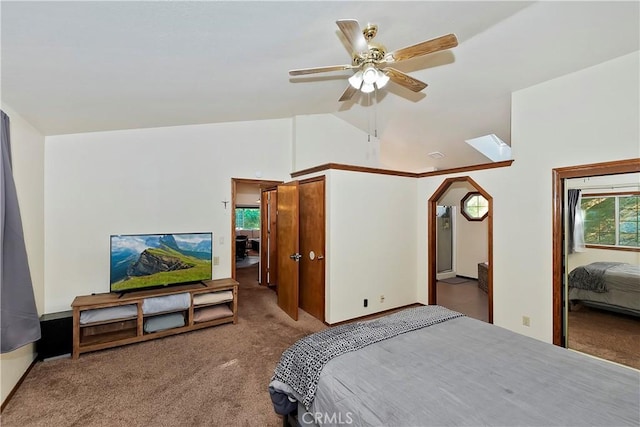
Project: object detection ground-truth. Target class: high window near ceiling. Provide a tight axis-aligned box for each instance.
[461,192,489,221]
[581,193,639,248]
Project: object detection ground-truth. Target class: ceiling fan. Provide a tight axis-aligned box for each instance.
[289,19,458,102]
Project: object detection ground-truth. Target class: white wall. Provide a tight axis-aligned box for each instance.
[568,248,639,271]
[0,104,45,405]
[43,112,414,323]
[235,183,261,207]
[417,51,640,343]
[324,169,417,324]
[293,114,380,172]
[44,119,292,313]
[456,209,488,279]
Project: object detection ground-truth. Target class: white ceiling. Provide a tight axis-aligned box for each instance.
[2,1,638,171]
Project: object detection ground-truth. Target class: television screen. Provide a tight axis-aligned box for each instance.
[110,232,213,293]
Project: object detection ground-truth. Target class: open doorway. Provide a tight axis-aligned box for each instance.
[231,178,282,282]
[428,176,493,323]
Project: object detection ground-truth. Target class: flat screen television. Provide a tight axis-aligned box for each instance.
[110,232,213,294]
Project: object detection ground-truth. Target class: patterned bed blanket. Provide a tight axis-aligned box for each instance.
[269,305,464,410]
[568,262,626,293]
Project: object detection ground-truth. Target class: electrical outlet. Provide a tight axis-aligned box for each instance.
[380,295,385,303]
[522,316,530,327]
[213,256,220,266]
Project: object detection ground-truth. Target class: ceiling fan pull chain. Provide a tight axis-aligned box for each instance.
[367,92,371,141]
[367,89,378,140]
[374,87,378,139]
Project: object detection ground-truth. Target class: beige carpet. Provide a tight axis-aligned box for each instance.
[568,304,640,370]
[1,265,326,426]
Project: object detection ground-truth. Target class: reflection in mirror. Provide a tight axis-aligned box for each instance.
[564,172,640,369]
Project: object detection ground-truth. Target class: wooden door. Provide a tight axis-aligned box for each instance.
[299,178,325,322]
[261,187,278,287]
[276,181,300,320]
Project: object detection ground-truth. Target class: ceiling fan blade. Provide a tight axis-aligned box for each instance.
[338,85,358,102]
[385,68,428,92]
[289,64,354,76]
[385,33,458,63]
[336,19,368,55]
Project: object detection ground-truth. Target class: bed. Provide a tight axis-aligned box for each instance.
[568,262,640,316]
[268,305,639,427]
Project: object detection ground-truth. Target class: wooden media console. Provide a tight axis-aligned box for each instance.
[71,278,238,358]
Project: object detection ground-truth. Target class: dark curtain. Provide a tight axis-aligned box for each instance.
[567,189,581,254]
[1,110,41,353]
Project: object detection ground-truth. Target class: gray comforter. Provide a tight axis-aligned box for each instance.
[568,261,626,292]
[568,263,640,314]
[269,305,463,409]
[271,307,640,427]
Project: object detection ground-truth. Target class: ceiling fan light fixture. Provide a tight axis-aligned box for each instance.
[362,65,378,84]
[376,70,390,89]
[348,70,363,89]
[361,82,375,93]
[354,66,388,93]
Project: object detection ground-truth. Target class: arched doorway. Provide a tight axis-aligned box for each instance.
[428,176,494,323]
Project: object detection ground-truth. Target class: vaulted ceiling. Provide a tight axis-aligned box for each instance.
[2,1,638,171]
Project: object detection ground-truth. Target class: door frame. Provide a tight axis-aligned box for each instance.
[551,158,640,346]
[428,176,493,323]
[231,178,283,280]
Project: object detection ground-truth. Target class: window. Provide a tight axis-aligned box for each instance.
[461,192,489,221]
[235,207,260,230]
[581,194,639,248]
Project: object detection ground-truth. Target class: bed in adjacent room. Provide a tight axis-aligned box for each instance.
[269,305,639,427]
[568,262,640,316]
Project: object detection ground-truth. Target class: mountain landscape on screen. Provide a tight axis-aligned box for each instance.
[110,233,212,292]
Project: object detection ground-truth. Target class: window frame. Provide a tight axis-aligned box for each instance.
[581,191,639,251]
[460,191,489,222]
[235,205,261,231]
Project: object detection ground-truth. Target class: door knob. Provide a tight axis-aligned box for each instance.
[289,253,302,261]
[317,255,324,260]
